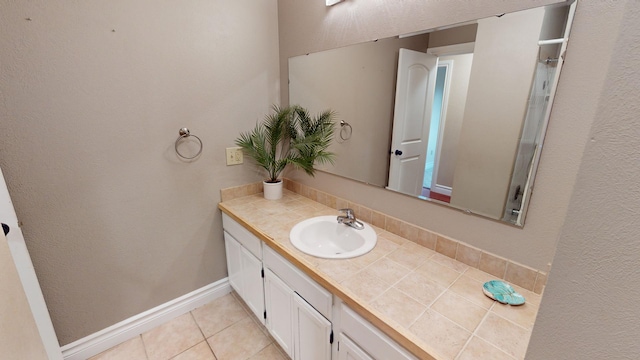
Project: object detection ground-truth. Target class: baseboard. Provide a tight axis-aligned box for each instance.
[60,278,231,360]
[431,184,452,196]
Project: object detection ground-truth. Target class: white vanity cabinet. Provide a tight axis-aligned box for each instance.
[222,214,265,325]
[292,292,332,360]
[264,268,293,356]
[222,212,418,360]
[223,214,333,359]
[337,304,417,360]
[264,246,333,360]
[337,335,374,360]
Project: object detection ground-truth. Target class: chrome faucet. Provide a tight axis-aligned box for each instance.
[337,208,365,230]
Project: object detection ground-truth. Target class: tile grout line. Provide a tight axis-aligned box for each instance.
[357,253,416,304]
[405,268,466,329]
[453,302,497,360]
[230,292,282,356]
[467,302,523,360]
[139,333,151,360]
[187,311,219,360]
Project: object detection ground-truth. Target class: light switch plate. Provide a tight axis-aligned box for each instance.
[326,0,344,6]
[226,147,243,165]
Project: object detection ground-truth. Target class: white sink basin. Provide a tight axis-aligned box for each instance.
[289,216,377,259]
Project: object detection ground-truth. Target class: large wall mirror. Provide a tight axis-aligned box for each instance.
[289,1,576,227]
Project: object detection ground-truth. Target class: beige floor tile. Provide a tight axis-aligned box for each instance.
[371,288,427,328]
[247,344,286,360]
[431,290,487,332]
[228,292,270,339]
[475,313,531,359]
[415,259,462,287]
[491,301,539,329]
[317,259,361,282]
[192,293,248,337]
[360,257,410,286]
[207,317,271,360]
[409,309,471,360]
[457,336,516,360]
[90,336,147,360]
[142,313,204,360]
[170,341,216,360]
[394,271,446,306]
[449,275,496,309]
[340,271,391,302]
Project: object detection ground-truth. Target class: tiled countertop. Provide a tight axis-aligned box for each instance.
[219,190,541,360]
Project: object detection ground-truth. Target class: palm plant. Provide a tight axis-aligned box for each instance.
[235,105,336,183]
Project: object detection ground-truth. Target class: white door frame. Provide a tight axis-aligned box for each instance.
[427,59,453,196]
[425,42,475,197]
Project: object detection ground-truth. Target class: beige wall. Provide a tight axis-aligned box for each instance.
[450,7,545,219]
[2,0,636,356]
[0,0,279,344]
[289,35,429,187]
[428,24,478,48]
[279,0,611,272]
[0,234,48,359]
[434,53,474,188]
[528,1,640,357]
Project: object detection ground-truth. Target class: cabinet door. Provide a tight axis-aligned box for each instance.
[293,292,332,360]
[240,246,265,325]
[338,334,374,360]
[223,231,242,294]
[264,269,293,358]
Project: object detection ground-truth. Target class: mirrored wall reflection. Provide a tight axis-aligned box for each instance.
[289,2,576,227]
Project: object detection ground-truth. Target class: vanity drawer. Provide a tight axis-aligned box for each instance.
[263,245,332,320]
[222,213,262,259]
[340,305,417,360]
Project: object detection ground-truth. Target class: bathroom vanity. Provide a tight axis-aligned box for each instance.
[223,212,416,360]
[220,188,540,359]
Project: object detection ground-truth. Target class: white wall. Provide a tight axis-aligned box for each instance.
[527,0,640,357]
[0,0,279,344]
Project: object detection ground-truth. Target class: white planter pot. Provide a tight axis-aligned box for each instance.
[263,180,283,200]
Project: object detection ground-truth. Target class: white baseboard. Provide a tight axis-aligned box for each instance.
[60,278,231,360]
[431,184,452,196]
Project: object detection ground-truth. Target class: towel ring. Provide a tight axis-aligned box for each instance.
[175,128,203,159]
[339,120,352,141]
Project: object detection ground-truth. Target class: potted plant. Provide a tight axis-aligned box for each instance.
[236,105,336,200]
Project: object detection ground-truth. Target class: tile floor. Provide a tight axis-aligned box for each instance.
[90,292,287,360]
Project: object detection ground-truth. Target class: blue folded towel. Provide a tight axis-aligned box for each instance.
[483,280,526,305]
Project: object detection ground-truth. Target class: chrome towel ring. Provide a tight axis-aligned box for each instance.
[339,120,352,141]
[175,128,203,160]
